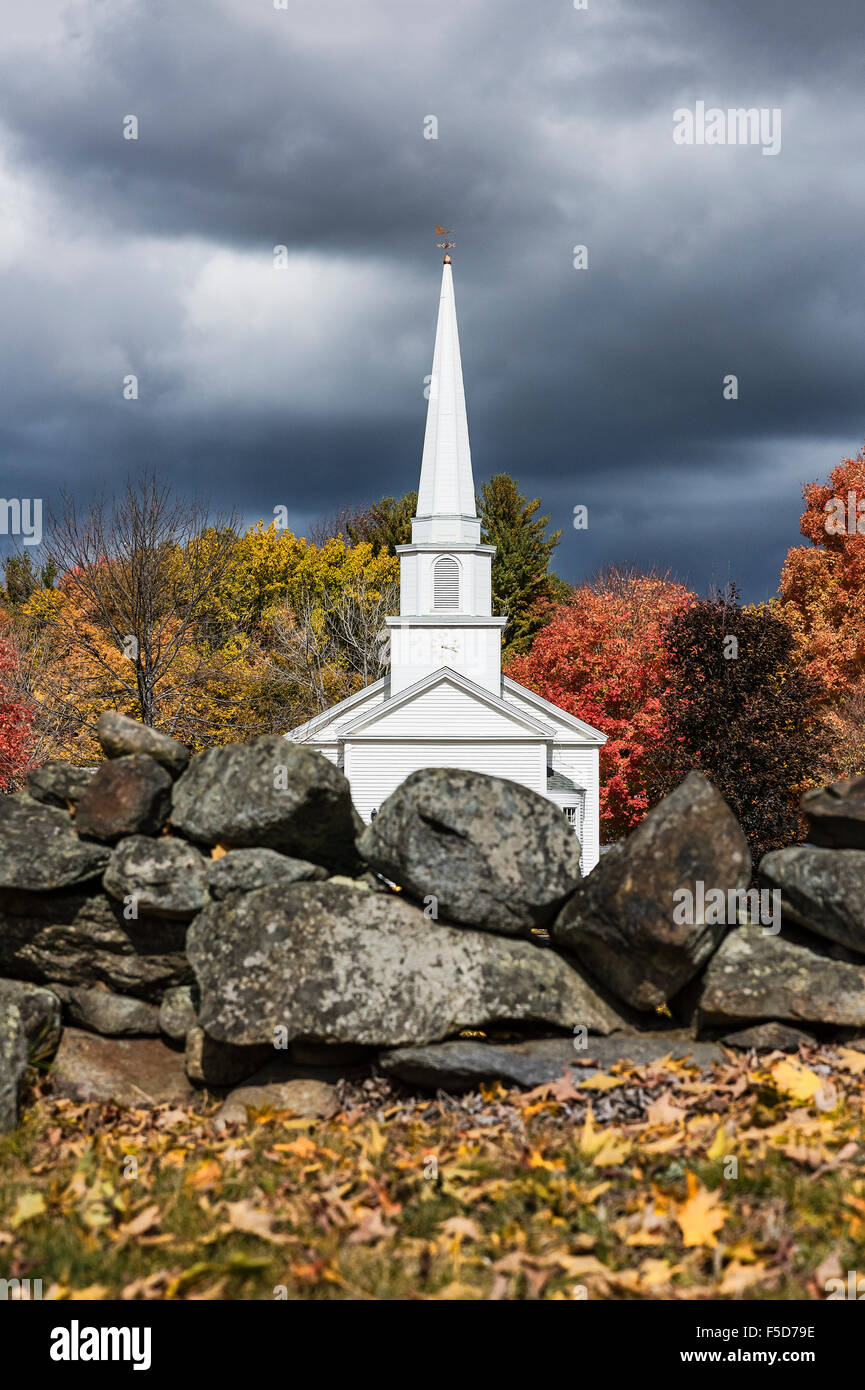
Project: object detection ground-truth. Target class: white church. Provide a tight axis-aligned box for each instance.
[289,255,606,872]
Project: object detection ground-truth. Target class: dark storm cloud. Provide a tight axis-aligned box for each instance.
[0,0,863,599]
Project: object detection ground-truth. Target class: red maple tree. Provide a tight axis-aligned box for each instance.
[0,629,35,791]
[506,569,694,841]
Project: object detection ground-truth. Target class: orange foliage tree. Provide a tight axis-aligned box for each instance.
[506,569,694,840]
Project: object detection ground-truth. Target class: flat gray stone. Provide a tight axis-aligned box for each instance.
[104,835,209,919]
[188,880,626,1050]
[721,1022,816,1052]
[0,796,110,891]
[207,847,328,900]
[760,847,865,956]
[97,711,189,776]
[57,985,160,1037]
[50,1028,193,1107]
[699,925,865,1028]
[380,1033,724,1090]
[358,767,582,936]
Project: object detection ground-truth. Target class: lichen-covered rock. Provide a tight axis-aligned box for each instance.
[207,847,328,900]
[187,881,625,1049]
[158,985,198,1044]
[358,767,582,935]
[97,710,189,776]
[51,984,160,1037]
[553,772,751,1010]
[801,775,865,849]
[0,888,191,1001]
[759,847,865,956]
[50,1028,193,1107]
[171,737,362,873]
[0,796,110,891]
[74,756,173,843]
[698,926,865,1028]
[0,1003,28,1133]
[0,979,62,1063]
[27,762,95,808]
[104,836,209,919]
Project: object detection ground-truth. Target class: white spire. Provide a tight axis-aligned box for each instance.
[416,261,477,527]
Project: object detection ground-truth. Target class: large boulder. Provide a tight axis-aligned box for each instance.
[74,756,173,843]
[104,836,209,919]
[171,737,362,874]
[207,847,328,900]
[0,796,110,891]
[0,888,191,1001]
[759,847,865,956]
[698,925,865,1028]
[97,711,189,776]
[187,881,625,1049]
[357,768,582,935]
[0,979,62,1062]
[381,1033,723,1091]
[0,1004,28,1133]
[50,1028,193,1107]
[552,772,751,1010]
[801,775,865,849]
[27,762,95,808]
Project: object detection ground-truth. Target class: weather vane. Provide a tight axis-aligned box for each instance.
[435,225,455,262]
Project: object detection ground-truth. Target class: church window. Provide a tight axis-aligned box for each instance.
[433,555,460,609]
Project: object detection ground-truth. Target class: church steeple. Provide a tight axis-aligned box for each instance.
[385,250,506,696]
[414,261,478,541]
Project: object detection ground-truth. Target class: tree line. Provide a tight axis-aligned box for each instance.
[2,448,864,859]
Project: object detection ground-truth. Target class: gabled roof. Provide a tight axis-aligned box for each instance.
[336,666,555,739]
[287,676,387,742]
[502,676,607,745]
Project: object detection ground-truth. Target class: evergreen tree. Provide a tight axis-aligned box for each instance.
[344,492,417,555]
[479,474,563,658]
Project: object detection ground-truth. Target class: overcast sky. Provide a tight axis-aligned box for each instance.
[1,0,863,600]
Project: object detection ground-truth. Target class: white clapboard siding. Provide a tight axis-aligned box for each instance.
[346,740,546,822]
[346,682,545,740]
[552,745,600,871]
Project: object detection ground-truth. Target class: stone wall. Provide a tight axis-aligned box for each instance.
[1,711,864,1129]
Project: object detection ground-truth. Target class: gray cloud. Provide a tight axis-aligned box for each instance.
[0,0,863,601]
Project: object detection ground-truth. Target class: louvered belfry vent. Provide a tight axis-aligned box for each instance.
[433,555,460,609]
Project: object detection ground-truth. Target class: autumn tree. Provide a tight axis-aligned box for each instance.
[36,474,240,736]
[507,568,693,840]
[0,625,35,789]
[778,442,865,695]
[659,590,828,858]
[342,492,417,555]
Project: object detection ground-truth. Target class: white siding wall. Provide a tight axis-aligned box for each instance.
[389,625,501,694]
[552,745,600,872]
[345,739,546,822]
